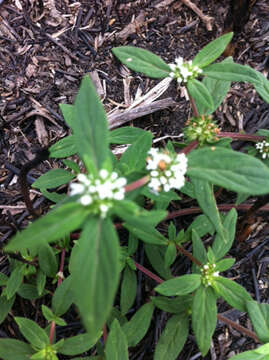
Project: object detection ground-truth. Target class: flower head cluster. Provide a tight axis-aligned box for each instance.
[256,140,269,160]
[69,170,127,217]
[146,148,188,193]
[201,263,219,287]
[169,57,203,84]
[184,115,220,145]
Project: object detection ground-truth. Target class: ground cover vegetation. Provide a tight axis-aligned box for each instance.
[1,31,269,359]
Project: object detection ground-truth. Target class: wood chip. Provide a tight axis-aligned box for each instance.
[116,11,145,41]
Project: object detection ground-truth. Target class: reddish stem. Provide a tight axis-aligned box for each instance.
[218,132,265,142]
[180,140,199,154]
[103,324,108,343]
[167,203,269,221]
[125,175,149,193]
[176,244,201,266]
[134,261,164,284]
[49,321,56,344]
[217,313,258,342]
[189,94,199,118]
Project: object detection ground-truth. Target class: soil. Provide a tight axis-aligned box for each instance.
[0,0,269,359]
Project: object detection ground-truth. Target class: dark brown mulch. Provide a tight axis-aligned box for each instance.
[1,0,269,359]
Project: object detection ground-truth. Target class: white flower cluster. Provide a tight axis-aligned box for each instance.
[256,140,269,159]
[69,170,127,217]
[201,263,219,287]
[202,264,219,278]
[169,57,203,84]
[146,148,188,193]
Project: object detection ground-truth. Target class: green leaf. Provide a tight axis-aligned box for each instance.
[257,129,269,137]
[152,295,192,314]
[187,79,214,112]
[105,319,128,360]
[213,276,252,311]
[112,46,170,78]
[38,243,58,277]
[120,266,137,315]
[0,272,8,286]
[17,284,48,300]
[59,333,101,356]
[255,75,269,104]
[154,313,189,360]
[15,317,49,349]
[168,222,176,240]
[246,301,269,343]
[41,305,55,322]
[192,178,227,244]
[0,295,15,324]
[203,62,261,85]
[5,203,88,252]
[186,214,215,240]
[71,358,97,360]
[32,169,75,189]
[193,32,233,68]
[116,206,166,229]
[229,346,269,360]
[4,266,23,299]
[212,208,237,260]
[59,103,74,128]
[36,269,46,296]
[207,246,215,264]
[164,242,177,268]
[62,159,81,174]
[124,223,167,246]
[109,127,149,144]
[188,147,269,195]
[70,217,120,334]
[41,305,66,326]
[0,339,35,360]
[215,258,235,272]
[192,286,217,356]
[122,302,154,347]
[145,244,172,280]
[119,131,153,174]
[49,135,77,158]
[108,307,128,328]
[73,75,109,173]
[196,57,232,115]
[180,180,196,198]
[142,188,180,211]
[255,343,269,355]
[155,274,201,296]
[40,188,66,204]
[192,230,207,274]
[52,276,74,316]
[127,233,138,256]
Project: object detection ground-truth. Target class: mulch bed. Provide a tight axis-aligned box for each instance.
[1,0,269,358]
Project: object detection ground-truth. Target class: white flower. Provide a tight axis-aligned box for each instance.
[146,148,188,193]
[256,140,269,159]
[69,183,85,196]
[168,56,203,84]
[80,194,92,206]
[100,204,109,217]
[69,170,127,217]
[99,169,109,179]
